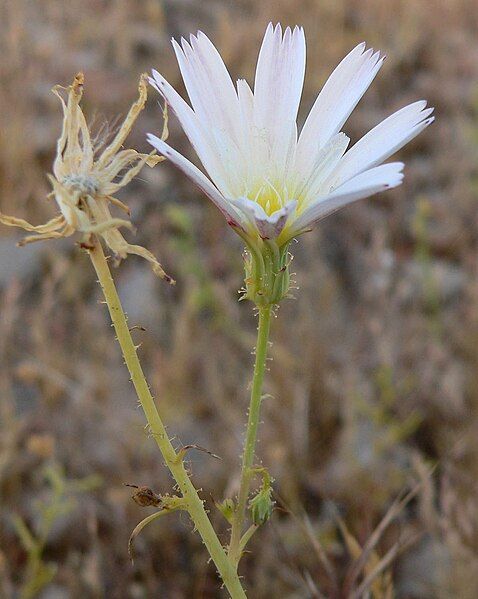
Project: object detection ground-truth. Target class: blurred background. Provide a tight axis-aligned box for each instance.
[0,0,477,597]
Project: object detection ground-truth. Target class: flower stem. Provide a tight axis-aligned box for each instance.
[88,239,246,599]
[229,304,272,566]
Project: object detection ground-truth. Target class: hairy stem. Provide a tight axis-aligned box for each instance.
[229,304,272,566]
[88,239,246,599]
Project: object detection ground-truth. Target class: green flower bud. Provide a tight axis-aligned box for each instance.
[248,482,274,526]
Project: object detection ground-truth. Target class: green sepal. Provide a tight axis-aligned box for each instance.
[241,238,291,306]
[215,498,236,524]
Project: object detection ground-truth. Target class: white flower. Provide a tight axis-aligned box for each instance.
[147,23,433,247]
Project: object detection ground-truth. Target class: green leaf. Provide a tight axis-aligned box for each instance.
[128,506,181,563]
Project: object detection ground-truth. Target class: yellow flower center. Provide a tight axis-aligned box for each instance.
[248,179,291,216]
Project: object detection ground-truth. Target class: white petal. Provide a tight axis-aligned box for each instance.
[149,70,206,153]
[291,162,404,233]
[149,70,229,192]
[296,43,383,179]
[253,24,306,174]
[147,133,244,228]
[235,78,255,183]
[237,79,254,131]
[231,197,298,239]
[172,33,241,143]
[168,34,245,196]
[332,101,434,185]
[295,132,350,204]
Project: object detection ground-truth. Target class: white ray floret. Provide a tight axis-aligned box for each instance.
[148,23,434,246]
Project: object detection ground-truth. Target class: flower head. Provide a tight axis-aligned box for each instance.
[147,24,433,250]
[1,73,172,282]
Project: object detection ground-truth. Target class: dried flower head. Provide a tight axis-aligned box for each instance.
[0,73,172,282]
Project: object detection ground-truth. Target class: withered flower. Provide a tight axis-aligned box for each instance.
[0,72,172,281]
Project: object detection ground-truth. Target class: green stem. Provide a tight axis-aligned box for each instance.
[229,304,272,566]
[88,240,246,599]
[239,524,259,554]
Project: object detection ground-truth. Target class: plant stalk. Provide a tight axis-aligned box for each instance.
[229,304,272,565]
[88,239,246,599]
